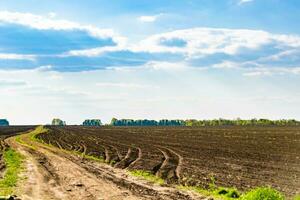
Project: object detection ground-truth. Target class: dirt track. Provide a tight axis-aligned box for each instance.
[5,131,204,200]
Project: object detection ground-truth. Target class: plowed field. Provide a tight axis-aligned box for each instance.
[37,126,300,196]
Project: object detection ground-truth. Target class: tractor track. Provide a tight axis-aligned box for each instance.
[156,147,182,183]
[46,145,203,200]
[115,148,140,169]
[127,148,142,169]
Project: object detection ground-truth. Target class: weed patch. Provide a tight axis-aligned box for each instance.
[241,187,285,200]
[130,170,164,185]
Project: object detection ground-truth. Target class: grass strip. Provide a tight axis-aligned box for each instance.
[0,148,23,196]
[130,170,164,185]
[15,135,36,150]
[241,187,285,200]
[178,185,288,200]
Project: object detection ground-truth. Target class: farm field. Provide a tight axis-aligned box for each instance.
[37,126,300,197]
[0,126,35,138]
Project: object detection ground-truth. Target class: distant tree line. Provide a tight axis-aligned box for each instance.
[49,118,300,126]
[110,118,185,126]
[110,118,300,126]
[184,118,300,126]
[0,119,9,126]
[82,119,102,126]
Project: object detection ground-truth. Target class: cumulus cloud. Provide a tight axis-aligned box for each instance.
[143,61,193,71]
[0,11,128,68]
[1,11,300,75]
[70,27,300,58]
[134,28,300,56]
[0,11,126,57]
[0,11,124,41]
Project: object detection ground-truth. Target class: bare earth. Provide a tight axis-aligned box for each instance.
[5,133,205,200]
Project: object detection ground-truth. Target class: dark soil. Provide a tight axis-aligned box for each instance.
[38,126,300,197]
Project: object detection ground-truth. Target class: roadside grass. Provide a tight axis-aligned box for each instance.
[241,187,285,200]
[178,185,288,200]
[15,125,47,150]
[15,135,36,150]
[29,125,48,143]
[0,148,24,196]
[130,170,165,185]
[77,153,105,163]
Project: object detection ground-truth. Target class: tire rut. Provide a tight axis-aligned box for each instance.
[114,147,139,169]
[156,147,182,184]
[27,148,61,185]
[127,147,142,169]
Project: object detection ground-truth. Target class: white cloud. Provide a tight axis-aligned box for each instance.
[61,27,300,76]
[258,49,300,62]
[133,28,300,56]
[0,53,36,61]
[1,11,300,77]
[66,46,125,57]
[243,67,300,76]
[212,61,241,69]
[0,79,27,87]
[69,27,300,60]
[138,14,160,23]
[0,11,126,45]
[96,82,159,89]
[35,65,53,71]
[239,0,254,5]
[48,12,57,18]
[144,61,191,71]
[210,59,300,76]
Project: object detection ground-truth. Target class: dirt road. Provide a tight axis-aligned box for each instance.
[5,131,204,200]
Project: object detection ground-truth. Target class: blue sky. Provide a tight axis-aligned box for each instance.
[0,0,300,124]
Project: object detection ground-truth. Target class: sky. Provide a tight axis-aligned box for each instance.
[0,0,300,125]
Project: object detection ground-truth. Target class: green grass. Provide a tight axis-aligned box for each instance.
[30,125,48,142]
[0,148,24,196]
[241,187,285,200]
[130,170,165,185]
[178,186,287,200]
[293,195,300,200]
[15,135,36,150]
[79,153,105,162]
[15,125,47,150]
